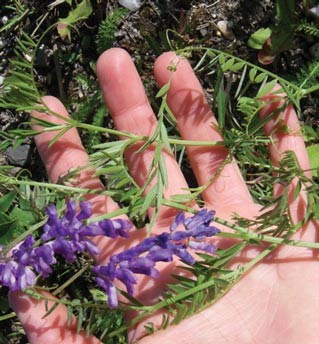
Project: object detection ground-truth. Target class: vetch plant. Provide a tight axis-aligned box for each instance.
[0,201,221,310]
[94,209,220,308]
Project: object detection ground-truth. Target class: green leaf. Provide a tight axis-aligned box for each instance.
[248,28,272,49]
[10,207,38,226]
[90,288,108,302]
[0,212,21,246]
[97,166,123,174]
[293,179,302,201]
[156,82,170,98]
[214,242,246,268]
[256,79,278,98]
[218,54,226,65]
[307,144,319,177]
[230,61,244,72]
[57,0,93,39]
[221,58,235,72]
[163,103,177,125]
[255,72,267,84]
[246,110,272,136]
[0,212,16,231]
[76,306,84,333]
[215,69,227,130]
[217,88,227,130]
[0,191,17,212]
[302,125,318,142]
[140,185,157,214]
[48,126,72,148]
[249,68,257,82]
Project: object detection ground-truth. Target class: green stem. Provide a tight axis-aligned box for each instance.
[1,177,117,196]
[76,122,138,139]
[168,138,224,147]
[218,231,319,249]
[52,264,91,296]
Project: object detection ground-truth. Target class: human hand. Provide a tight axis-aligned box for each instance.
[9,48,319,344]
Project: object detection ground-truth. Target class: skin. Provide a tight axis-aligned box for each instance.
[8,48,319,343]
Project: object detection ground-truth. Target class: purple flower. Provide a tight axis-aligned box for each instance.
[12,235,35,265]
[32,244,56,277]
[0,261,36,291]
[0,235,56,291]
[12,236,57,278]
[94,209,220,308]
[0,200,132,292]
[98,219,132,238]
[41,201,133,261]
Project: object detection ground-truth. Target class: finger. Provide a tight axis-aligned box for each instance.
[9,291,101,344]
[32,96,119,215]
[259,85,313,237]
[32,96,134,263]
[259,86,311,177]
[96,48,191,226]
[154,52,254,209]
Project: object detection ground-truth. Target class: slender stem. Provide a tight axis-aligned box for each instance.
[1,177,117,196]
[53,264,91,296]
[218,231,319,249]
[0,312,17,321]
[87,207,130,223]
[76,122,139,139]
[168,138,224,146]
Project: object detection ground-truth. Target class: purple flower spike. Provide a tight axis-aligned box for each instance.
[94,208,220,308]
[0,200,132,293]
[41,201,132,262]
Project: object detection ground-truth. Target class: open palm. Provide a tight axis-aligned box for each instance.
[9,49,319,344]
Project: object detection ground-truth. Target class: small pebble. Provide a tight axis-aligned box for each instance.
[6,145,32,167]
[23,53,32,62]
[119,0,142,11]
[1,16,8,25]
[0,76,4,86]
[216,20,235,40]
